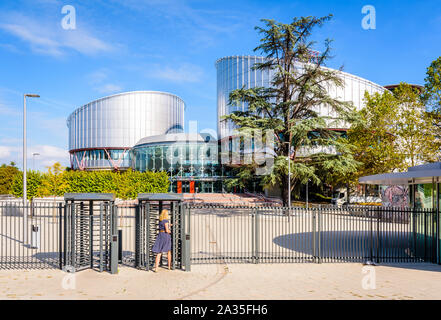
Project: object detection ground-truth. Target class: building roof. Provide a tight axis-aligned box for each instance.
[359,163,441,185]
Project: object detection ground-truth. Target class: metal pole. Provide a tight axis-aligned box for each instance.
[306,180,309,208]
[23,95,27,245]
[23,95,27,206]
[288,154,291,208]
[285,142,291,208]
[22,94,39,245]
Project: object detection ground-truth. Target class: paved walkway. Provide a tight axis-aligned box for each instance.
[1,262,441,300]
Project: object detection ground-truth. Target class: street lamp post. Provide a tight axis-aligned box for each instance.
[32,153,40,171]
[23,94,40,244]
[306,179,309,208]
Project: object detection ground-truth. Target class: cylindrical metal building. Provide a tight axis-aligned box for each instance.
[67,91,185,170]
[216,55,386,139]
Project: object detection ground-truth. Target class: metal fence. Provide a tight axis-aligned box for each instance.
[187,204,437,264]
[0,201,438,270]
[0,201,62,269]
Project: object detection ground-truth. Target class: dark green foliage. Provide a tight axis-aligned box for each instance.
[423,56,441,112]
[10,165,169,200]
[59,169,170,199]
[11,170,45,199]
[0,162,20,195]
[224,16,360,205]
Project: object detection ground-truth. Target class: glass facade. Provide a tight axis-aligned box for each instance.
[414,184,434,209]
[409,182,439,264]
[70,148,131,170]
[131,138,230,193]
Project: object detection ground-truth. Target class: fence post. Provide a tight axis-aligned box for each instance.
[110,204,118,275]
[185,204,191,272]
[435,208,441,264]
[369,207,374,264]
[424,209,427,262]
[255,207,259,264]
[413,208,417,262]
[312,207,316,263]
[135,204,140,268]
[146,202,150,271]
[179,202,184,270]
[434,208,438,264]
[317,207,321,264]
[376,207,380,264]
[58,203,63,270]
[171,201,176,270]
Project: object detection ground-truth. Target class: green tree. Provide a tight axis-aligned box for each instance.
[347,90,404,183]
[393,83,440,167]
[0,162,20,194]
[11,170,45,199]
[423,56,441,112]
[223,16,360,205]
[349,83,440,179]
[39,162,68,197]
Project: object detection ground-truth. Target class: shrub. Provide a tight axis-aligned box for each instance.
[10,163,170,200]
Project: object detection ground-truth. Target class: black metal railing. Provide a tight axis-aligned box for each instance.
[0,200,437,270]
[186,204,437,265]
[0,201,63,269]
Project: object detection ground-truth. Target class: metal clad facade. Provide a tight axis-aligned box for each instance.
[216,55,386,139]
[67,91,185,170]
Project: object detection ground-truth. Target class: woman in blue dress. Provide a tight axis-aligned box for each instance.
[152,209,172,272]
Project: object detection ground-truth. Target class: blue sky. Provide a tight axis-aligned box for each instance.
[0,0,440,171]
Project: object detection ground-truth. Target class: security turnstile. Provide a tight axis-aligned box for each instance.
[63,193,118,274]
[135,193,185,271]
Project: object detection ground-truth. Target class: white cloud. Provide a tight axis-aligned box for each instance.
[0,43,21,53]
[0,146,14,158]
[0,13,113,57]
[0,144,69,169]
[96,84,123,94]
[115,0,244,37]
[150,63,204,83]
[86,69,123,95]
[87,69,110,85]
[0,103,20,116]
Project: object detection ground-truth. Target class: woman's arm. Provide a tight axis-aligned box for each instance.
[165,222,171,234]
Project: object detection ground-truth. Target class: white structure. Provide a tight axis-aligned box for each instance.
[67,91,185,170]
[216,55,386,139]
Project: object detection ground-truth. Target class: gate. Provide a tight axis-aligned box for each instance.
[63,194,118,273]
[187,204,438,265]
[135,194,186,271]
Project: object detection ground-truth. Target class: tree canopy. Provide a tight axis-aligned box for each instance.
[223,16,360,204]
[348,82,440,183]
[423,56,441,112]
[0,162,20,195]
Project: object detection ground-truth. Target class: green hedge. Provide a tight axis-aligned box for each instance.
[11,168,170,200]
[11,171,45,199]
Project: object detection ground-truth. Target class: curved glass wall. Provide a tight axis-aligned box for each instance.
[132,140,227,192]
[70,148,131,170]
